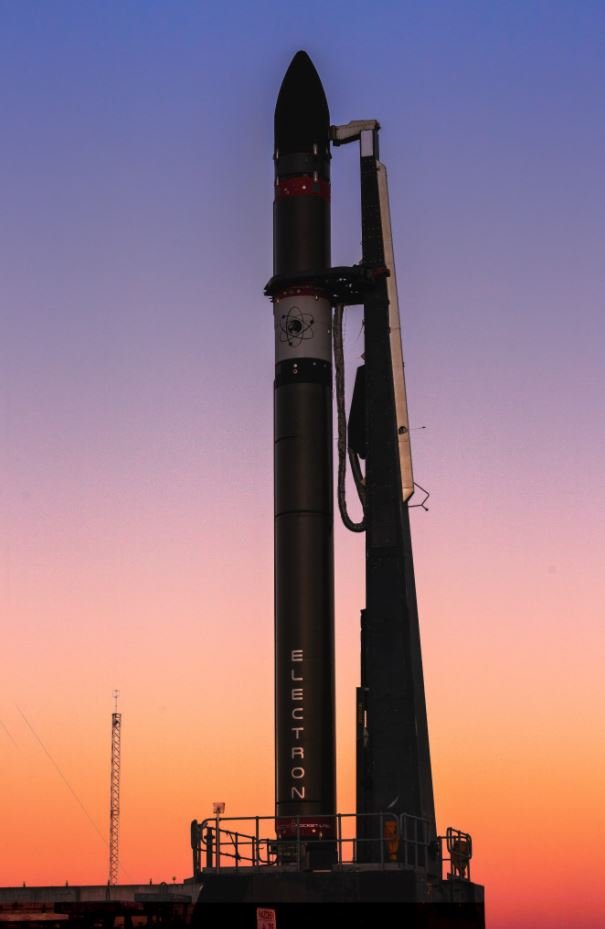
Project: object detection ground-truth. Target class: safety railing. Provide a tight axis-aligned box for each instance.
[190,812,455,877]
[440,827,473,882]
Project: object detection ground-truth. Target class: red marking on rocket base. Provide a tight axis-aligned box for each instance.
[276,176,330,200]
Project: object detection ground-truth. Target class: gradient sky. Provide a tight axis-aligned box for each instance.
[1,2,604,927]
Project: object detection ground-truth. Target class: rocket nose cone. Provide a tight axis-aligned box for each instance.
[275,50,330,155]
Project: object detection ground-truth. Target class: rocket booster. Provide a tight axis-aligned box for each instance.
[271,51,335,836]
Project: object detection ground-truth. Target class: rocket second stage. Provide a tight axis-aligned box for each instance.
[272,52,336,838]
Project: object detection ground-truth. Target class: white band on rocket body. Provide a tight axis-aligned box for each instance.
[274,295,332,364]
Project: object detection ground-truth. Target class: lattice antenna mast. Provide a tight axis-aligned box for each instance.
[108,689,121,886]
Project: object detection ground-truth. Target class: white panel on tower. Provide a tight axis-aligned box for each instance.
[376,161,414,502]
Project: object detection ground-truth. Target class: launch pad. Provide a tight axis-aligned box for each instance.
[235,50,485,921]
[182,813,484,922]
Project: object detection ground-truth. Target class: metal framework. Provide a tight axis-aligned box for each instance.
[108,690,121,886]
[190,813,473,882]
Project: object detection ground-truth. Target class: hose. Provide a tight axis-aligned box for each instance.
[333,303,366,532]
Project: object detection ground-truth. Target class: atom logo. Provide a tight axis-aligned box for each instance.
[279,306,314,347]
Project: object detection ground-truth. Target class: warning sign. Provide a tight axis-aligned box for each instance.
[257,907,277,929]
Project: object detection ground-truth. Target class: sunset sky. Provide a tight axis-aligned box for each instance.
[2,3,604,927]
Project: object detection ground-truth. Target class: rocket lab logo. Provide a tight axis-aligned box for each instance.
[280,306,314,347]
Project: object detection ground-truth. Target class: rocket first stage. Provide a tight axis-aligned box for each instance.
[272,52,336,839]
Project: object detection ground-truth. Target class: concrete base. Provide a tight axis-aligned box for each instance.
[192,866,483,904]
[0,872,485,926]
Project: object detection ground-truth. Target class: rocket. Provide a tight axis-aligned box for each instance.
[267,51,437,859]
[271,51,336,840]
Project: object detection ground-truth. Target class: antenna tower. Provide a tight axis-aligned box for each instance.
[108,690,121,885]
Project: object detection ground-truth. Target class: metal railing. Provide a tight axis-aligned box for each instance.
[440,827,473,882]
[190,812,446,876]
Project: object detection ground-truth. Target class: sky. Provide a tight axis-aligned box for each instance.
[1,1,604,926]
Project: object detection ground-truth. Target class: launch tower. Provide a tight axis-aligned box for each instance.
[188,52,486,924]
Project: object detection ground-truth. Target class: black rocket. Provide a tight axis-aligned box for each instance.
[271,51,335,839]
